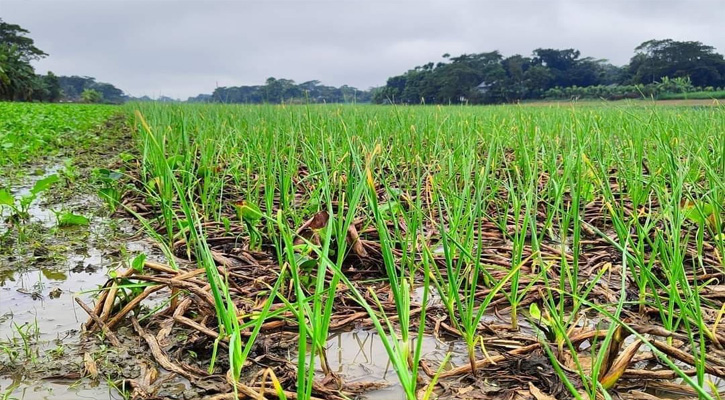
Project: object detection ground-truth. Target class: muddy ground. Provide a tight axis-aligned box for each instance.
[0,117,172,399]
[2,112,724,400]
[0,115,462,400]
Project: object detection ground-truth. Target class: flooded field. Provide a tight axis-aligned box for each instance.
[0,106,166,399]
[1,102,724,400]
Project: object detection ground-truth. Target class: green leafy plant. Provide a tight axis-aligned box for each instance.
[0,173,58,223]
[94,168,124,212]
[53,210,90,227]
[234,200,263,250]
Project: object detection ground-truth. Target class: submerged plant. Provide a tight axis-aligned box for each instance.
[0,173,59,223]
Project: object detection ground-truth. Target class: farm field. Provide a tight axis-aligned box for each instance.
[519,98,723,107]
[1,102,724,400]
[0,103,157,400]
[0,103,118,173]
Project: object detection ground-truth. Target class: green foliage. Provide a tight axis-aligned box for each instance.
[542,78,723,101]
[54,211,90,227]
[0,18,47,62]
[376,39,725,104]
[59,75,127,104]
[0,102,116,167]
[234,201,263,250]
[31,174,59,195]
[0,189,14,206]
[210,77,371,104]
[127,102,724,399]
[0,174,58,223]
[94,168,124,212]
[81,88,103,103]
[0,17,126,104]
[629,39,725,87]
[31,72,62,102]
[0,44,38,101]
[374,48,618,104]
[0,18,56,102]
[656,90,725,100]
[131,254,146,273]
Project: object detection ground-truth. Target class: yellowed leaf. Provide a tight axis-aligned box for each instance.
[528,382,556,400]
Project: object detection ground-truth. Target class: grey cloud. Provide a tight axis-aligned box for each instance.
[3,0,723,98]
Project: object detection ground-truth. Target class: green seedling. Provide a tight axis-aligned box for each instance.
[234,200,263,250]
[0,173,59,223]
[94,168,124,212]
[53,210,90,227]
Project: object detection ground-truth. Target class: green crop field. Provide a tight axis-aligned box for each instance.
[0,102,117,169]
[1,102,724,399]
[113,103,724,399]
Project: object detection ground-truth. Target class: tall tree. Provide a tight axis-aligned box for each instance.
[0,18,47,62]
[532,48,605,88]
[57,75,127,103]
[628,39,725,87]
[0,18,47,101]
[0,44,37,100]
[31,71,62,102]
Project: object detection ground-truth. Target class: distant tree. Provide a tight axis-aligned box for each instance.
[377,40,725,105]
[262,77,284,103]
[0,18,48,101]
[494,55,532,101]
[444,52,505,103]
[531,48,605,88]
[57,75,92,99]
[377,75,407,103]
[81,88,102,103]
[522,65,554,99]
[187,93,212,103]
[30,71,62,102]
[0,18,47,62]
[92,82,126,103]
[401,67,435,103]
[43,72,62,101]
[57,75,127,103]
[0,19,129,103]
[209,79,369,104]
[533,48,579,71]
[655,76,694,93]
[0,44,37,100]
[598,62,625,85]
[628,39,725,87]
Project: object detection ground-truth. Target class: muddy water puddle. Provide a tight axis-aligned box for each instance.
[0,378,121,400]
[0,163,164,399]
[308,331,469,399]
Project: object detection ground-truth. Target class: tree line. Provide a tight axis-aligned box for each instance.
[1,18,127,103]
[4,16,725,106]
[196,78,372,104]
[373,40,725,104]
[1,17,368,105]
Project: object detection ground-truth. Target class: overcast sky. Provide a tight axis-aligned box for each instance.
[3,0,724,99]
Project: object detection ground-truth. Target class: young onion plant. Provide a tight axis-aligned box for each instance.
[426,138,528,373]
[135,111,281,398]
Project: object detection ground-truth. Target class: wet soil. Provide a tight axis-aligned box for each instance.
[93,150,724,400]
[0,116,170,399]
[3,111,724,400]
